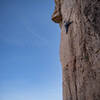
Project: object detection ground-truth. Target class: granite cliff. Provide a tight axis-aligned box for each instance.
[52,0,100,100]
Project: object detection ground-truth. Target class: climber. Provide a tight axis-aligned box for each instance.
[64,21,73,33]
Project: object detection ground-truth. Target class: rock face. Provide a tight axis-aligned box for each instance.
[52,0,100,100]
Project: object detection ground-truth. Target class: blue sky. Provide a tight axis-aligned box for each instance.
[0,0,62,100]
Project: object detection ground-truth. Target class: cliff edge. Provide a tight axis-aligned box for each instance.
[52,0,100,100]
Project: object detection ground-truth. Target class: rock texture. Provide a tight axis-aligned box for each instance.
[52,0,100,100]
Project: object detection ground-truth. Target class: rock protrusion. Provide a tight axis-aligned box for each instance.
[52,0,62,23]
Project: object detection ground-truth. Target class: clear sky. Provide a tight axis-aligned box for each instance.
[0,0,62,100]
